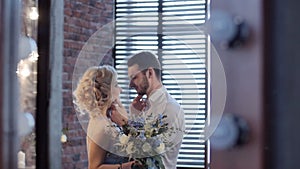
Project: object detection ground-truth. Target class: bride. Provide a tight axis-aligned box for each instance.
[73,65,135,169]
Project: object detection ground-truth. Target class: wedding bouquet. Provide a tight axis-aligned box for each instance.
[114,113,175,169]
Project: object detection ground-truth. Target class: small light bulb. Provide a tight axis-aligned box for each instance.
[20,67,31,78]
[206,10,237,42]
[16,61,31,78]
[29,7,39,20]
[61,134,68,143]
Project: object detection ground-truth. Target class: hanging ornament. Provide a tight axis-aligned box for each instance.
[18,112,35,137]
[19,35,37,60]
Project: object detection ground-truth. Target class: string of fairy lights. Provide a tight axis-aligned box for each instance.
[17,1,39,168]
[17,0,39,80]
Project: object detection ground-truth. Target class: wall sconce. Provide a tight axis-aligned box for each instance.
[210,113,249,150]
[206,10,250,49]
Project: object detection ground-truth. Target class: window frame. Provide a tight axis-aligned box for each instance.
[113,0,209,168]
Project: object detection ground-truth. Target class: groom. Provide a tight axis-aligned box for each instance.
[111,51,185,169]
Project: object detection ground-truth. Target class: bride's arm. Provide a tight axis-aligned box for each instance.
[87,137,134,169]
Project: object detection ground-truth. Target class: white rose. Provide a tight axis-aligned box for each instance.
[155,143,165,154]
[142,142,152,152]
[119,134,129,144]
[144,123,151,130]
[126,142,134,154]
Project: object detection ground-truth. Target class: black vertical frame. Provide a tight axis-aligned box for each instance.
[265,0,300,169]
[157,0,163,77]
[36,0,51,168]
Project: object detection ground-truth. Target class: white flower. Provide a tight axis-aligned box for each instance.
[61,134,67,143]
[144,123,152,130]
[126,142,134,154]
[142,142,152,152]
[155,143,165,154]
[119,134,129,144]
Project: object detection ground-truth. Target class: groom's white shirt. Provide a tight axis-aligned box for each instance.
[145,86,185,169]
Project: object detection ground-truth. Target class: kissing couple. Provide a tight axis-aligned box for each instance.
[73,51,185,169]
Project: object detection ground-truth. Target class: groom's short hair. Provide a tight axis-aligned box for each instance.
[127,51,161,78]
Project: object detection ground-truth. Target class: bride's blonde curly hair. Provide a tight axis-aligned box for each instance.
[73,65,117,118]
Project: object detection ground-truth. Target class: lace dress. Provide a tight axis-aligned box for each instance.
[87,116,129,165]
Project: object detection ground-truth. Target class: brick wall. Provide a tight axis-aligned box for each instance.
[62,0,114,168]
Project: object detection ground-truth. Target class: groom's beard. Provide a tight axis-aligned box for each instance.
[137,75,149,96]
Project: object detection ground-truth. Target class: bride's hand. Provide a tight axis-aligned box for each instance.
[121,161,136,169]
[112,99,127,116]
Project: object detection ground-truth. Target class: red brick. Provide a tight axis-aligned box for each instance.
[62,0,113,168]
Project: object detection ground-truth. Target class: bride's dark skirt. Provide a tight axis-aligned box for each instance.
[103,152,129,164]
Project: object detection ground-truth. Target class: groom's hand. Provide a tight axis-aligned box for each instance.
[110,105,128,126]
[131,94,147,111]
